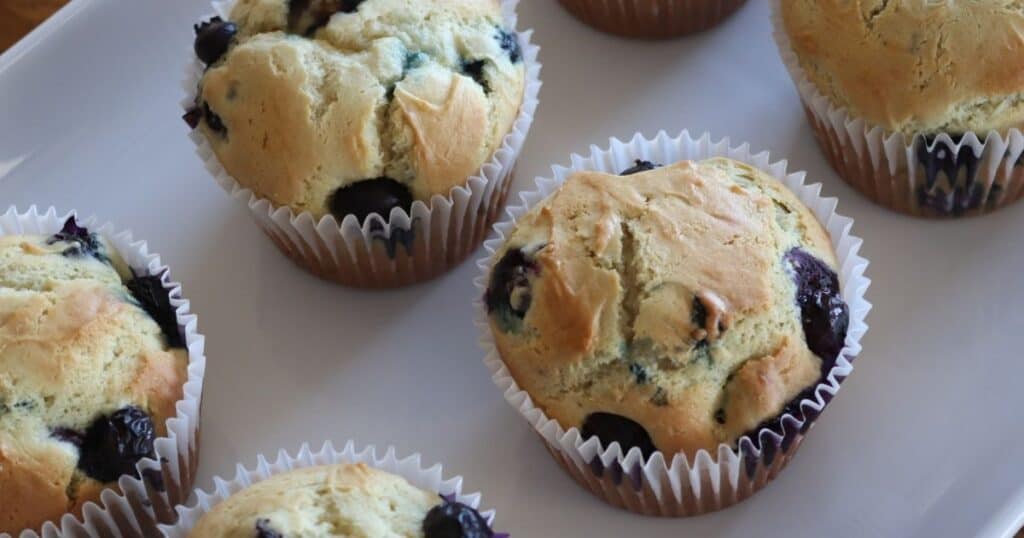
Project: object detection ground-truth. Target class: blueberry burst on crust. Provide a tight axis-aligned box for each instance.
[423,495,508,538]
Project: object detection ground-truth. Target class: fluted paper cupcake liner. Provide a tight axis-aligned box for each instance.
[558,0,748,39]
[473,131,872,516]
[0,206,206,538]
[158,441,503,537]
[770,0,1024,218]
[182,0,541,288]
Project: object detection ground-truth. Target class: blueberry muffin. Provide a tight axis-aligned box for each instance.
[0,218,188,533]
[185,0,526,222]
[778,0,1024,216]
[557,0,748,39]
[187,463,501,537]
[484,159,849,457]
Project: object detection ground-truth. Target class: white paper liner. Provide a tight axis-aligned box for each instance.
[158,441,500,537]
[769,0,1024,218]
[0,206,207,538]
[182,0,542,287]
[557,0,748,39]
[472,131,872,516]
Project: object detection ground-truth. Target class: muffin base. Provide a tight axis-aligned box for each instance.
[0,206,206,538]
[772,0,1024,218]
[264,168,515,288]
[474,131,872,517]
[557,0,748,39]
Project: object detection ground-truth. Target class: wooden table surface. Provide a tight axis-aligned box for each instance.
[2,1,1023,537]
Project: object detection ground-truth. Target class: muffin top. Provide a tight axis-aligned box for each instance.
[0,218,188,533]
[781,0,1024,135]
[188,463,499,538]
[187,0,526,222]
[484,158,849,456]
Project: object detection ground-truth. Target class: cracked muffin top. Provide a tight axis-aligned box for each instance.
[0,218,188,533]
[188,463,500,538]
[780,0,1024,136]
[484,158,850,456]
[186,0,526,222]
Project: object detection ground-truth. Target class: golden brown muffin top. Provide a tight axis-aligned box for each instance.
[781,0,1024,135]
[485,159,849,456]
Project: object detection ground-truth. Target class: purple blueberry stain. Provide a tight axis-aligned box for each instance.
[256,518,283,538]
[368,218,416,258]
[496,28,522,63]
[581,412,658,460]
[619,160,661,176]
[193,16,237,65]
[328,177,414,224]
[126,273,185,349]
[423,496,495,538]
[916,134,992,215]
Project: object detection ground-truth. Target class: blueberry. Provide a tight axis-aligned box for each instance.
[51,427,84,447]
[48,216,106,261]
[916,134,986,215]
[690,295,707,328]
[126,274,185,349]
[202,102,227,136]
[484,247,539,328]
[496,28,521,63]
[255,519,283,538]
[784,248,848,368]
[193,17,237,65]
[581,412,657,459]
[182,106,203,129]
[629,362,649,385]
[461,59,490,93]
[75,406,156,483]
[619,160,660,176]
[422,497,494,538]
[288,0,365,35]
[328,177,414,222]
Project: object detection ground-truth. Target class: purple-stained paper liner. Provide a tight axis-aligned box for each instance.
[473,131,872,516]
[158,441,505,537]
[0,206,206,538]
[770,0,1024,218]
[184,0,541,288]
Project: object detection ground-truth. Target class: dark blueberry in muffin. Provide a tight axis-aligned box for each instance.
[620,160,660,176]
[461,59,490,93]
[405,52,427,71]
[328,177,414,223]
[202,102,227,136]
[182,106,203,129]
[916,134,985,215]
[422,497,494,538]
[581,412,657,459]
[629,362,649,385]
[76,406,156,483]
[126,274,185,349]
[193,17,237,65]
[485,247,540,329]
[288,0,366,35]
[51,427,85,447]
[784,248,848,367]
[496,28,522,63]
[255,519,283,538]
[48,216,106,261]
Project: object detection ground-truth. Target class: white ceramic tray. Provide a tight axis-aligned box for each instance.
[2,1,1022,537]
